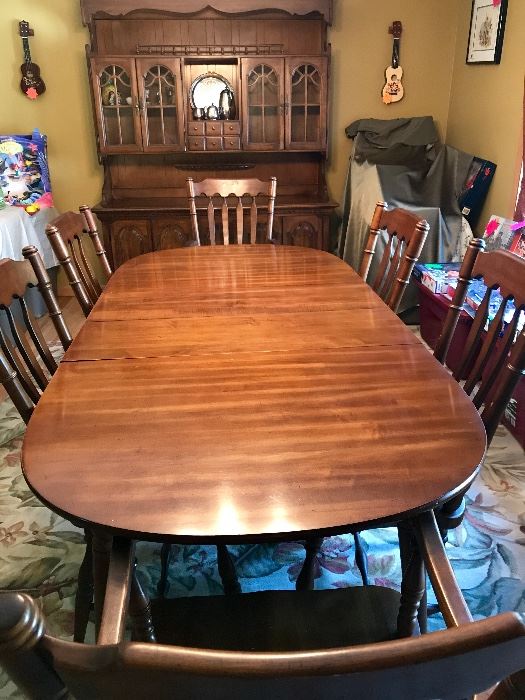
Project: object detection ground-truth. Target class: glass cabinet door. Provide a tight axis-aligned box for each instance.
[91,58,142,153]
[241,58,284,150]
[136,59,184,152]
[285,58,327,150]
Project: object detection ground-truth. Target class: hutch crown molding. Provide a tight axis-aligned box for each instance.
[81,0,336,266]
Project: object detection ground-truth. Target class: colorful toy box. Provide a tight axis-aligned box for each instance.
[412,262,461,294]
[0,129,53,213]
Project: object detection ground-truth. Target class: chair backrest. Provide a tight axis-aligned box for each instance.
[433,239,525,444]
[187,177,277,246]
[0,253,71,423]
[46,206,112,317]
[359,201,430,313]
[1,591,524,700]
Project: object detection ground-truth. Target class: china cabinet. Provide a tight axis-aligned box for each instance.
[81,1,336,266]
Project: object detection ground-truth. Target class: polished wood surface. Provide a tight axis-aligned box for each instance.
[65,307,419,361]
[23,246,486,542]
[87,246,385,321]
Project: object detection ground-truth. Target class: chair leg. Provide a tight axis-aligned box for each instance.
[353,531,369,585]
[296,537,323,591]
[157,543,171,598]
[418,582,428,634]
[217,544,241,594]
[74,529,94,642]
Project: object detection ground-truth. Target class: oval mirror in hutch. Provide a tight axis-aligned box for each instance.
[81,0,336,267]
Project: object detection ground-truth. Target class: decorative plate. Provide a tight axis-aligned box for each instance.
[190,72,233,110]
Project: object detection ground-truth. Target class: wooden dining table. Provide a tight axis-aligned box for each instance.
[22,244,486,636]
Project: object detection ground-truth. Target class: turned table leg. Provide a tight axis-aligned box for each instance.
[92,529,113,641]
[397,521,426,637]
[74,528,94,642]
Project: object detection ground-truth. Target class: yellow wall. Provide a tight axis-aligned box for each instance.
[446,0,525,231]
[326,0,459,204]
[0,1,101,212]
[0,0,522,232]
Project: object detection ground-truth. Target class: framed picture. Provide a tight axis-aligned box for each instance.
[466,0,508,64]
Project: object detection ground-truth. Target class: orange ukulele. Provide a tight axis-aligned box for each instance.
[382,21,403,105]
[19,21,46,100]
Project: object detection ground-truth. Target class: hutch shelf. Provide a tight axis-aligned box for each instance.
[81,1,337,266]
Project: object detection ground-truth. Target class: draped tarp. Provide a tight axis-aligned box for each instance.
[337,117,474,314]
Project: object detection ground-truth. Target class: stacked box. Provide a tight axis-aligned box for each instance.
[412,263,461,294]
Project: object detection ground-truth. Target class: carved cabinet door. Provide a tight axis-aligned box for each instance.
[282,214,325,249]
[241,58,285,151]
[152,219,194,250]
[285,57,328,151]
[110,220,152,268]
[135,59,185,152]
[90,58,142,154]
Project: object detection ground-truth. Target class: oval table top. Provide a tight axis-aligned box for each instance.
[22,246,486,542]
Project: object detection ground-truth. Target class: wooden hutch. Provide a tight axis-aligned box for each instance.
[80,0,336,267]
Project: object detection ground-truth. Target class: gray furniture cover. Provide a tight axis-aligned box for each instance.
[337,117,475,315]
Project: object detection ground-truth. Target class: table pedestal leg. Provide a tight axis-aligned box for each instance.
[397,521,426,637]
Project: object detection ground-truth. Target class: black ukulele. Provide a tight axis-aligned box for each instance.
[19,21,46,99]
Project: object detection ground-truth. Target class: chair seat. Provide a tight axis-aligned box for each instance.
[151,586,401,651]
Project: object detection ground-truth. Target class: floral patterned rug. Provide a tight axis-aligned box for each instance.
[1,389,524,697]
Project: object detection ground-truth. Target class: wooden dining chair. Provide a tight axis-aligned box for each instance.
[428,239,525,542]
[46,206,112,317]
[0,252,94,644]
[0,253,72,411]
[187,177,277,246]
[434,238,525,445]
[2,513,525,700]
[359,201,430,313]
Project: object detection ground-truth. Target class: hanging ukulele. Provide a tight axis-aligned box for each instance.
[18,21,46,100]
[382,21,404,105]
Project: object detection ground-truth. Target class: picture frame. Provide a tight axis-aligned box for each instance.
[466,0,508,64]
